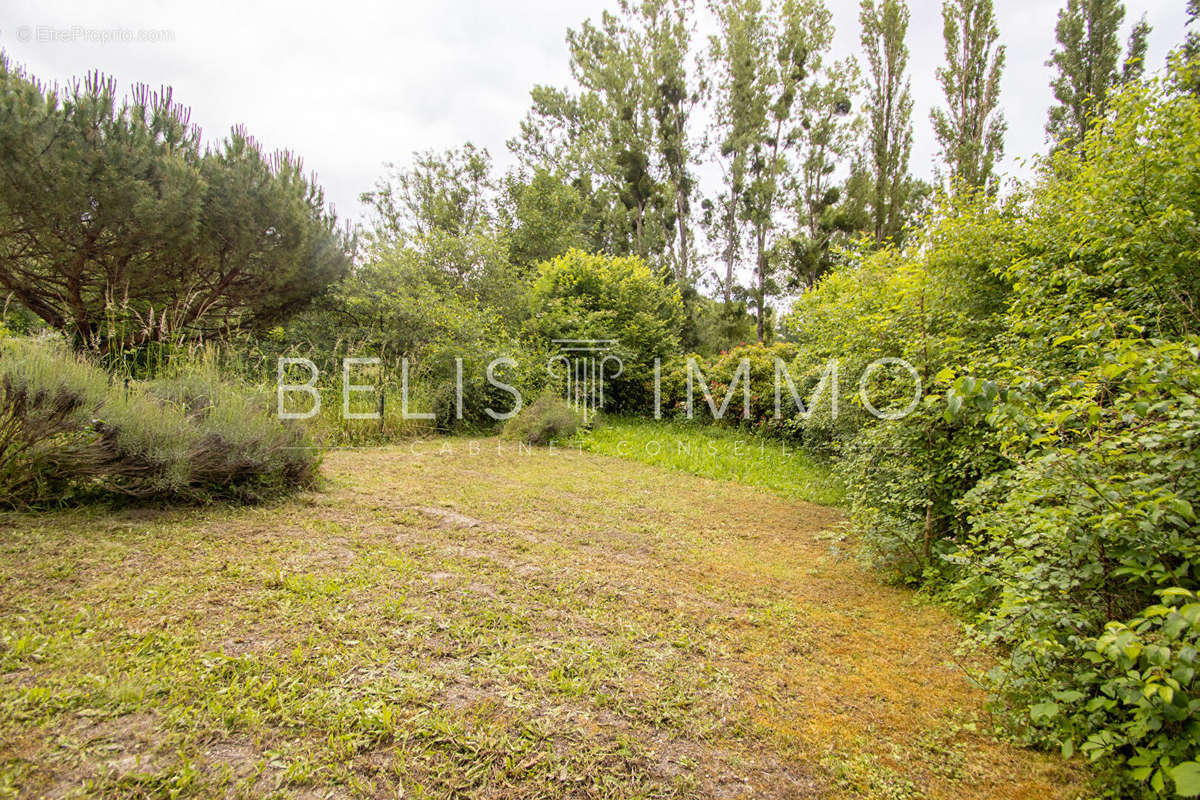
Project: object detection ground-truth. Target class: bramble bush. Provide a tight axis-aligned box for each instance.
[788,61,1200,794]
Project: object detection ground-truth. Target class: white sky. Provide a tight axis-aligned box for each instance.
[2,0,1191,231]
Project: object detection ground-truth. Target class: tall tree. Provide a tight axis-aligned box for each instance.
[780,58,862,288]
[859,0,914,242]
[702,185,745,306]
[709,0,833,342]
[361,144,494,244]
[509,0,699,280]
[647,0,699,283]
[0,57,350,353]
[1122,15,1151,84]
[1179,0,1199,94]
[1190,0,1200,58]
[499,168,592,269]
[931,0,1006,193]
[1045,0,1151,149]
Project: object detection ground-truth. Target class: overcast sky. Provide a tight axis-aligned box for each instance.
[2,0,1192,230]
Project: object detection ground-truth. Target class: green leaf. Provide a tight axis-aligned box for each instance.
[1030,701,1059,721]
[1169,762,1200,797]
[945,393,963,417]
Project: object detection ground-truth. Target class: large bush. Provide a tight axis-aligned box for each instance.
[525,250,684,414]
[951,337,1200,795]
[783,197,1016,454]
[1,337,318,506]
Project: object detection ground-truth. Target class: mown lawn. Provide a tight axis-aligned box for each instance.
[0,440,1085,799]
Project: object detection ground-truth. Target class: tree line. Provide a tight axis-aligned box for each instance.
[387,0,1159,343]
[0,0,1178,358]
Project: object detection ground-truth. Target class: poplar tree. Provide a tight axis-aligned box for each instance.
[1189,0,1200,61]
[647,0,699,283]
[859,0,914,242]
[1122,15,1151,84]
[509,0,699,281]
[709,0,833,342]
[931,0,1006,193]
[780,58,861,288]
[1045,0,1151,149]
[1177,0,1198,95]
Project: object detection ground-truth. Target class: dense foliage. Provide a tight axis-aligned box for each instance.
[783,65,1200,795]
[525,249,683,413]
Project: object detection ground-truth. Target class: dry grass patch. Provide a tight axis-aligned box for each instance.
[0,440,1088,798]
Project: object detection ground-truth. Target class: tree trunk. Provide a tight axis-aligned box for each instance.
[755,227,767,343]
[724,254,734,306]
[675,187,689,284]
[634,204,645,258]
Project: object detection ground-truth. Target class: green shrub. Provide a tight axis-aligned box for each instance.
[684,343,796,431]
[1071,591,1200,797]
[525,249,684,414]
[839,397,1006,584]
[0,337,318,506]
[772,60,1200,796]
[951,338,1200,793]
[502,393,584,446]
[425,341,551,433]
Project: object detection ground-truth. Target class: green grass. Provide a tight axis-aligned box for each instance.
[577,417,846,506]
[0,444,1087,798]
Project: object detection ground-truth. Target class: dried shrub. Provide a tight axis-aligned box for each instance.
[502,393,584,446]
[0,337,318,507]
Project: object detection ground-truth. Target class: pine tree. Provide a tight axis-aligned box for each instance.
[0,56,351,353]
[859,0,914,242]
[1045,0,1151,150]
[931,0,1006,193]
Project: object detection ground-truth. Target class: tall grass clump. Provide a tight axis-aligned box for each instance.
[0,334,110,501]
[0,336,318,507]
